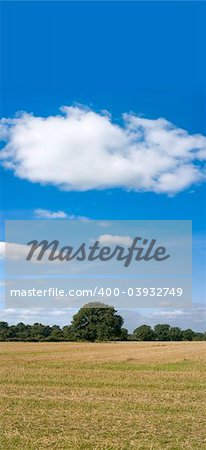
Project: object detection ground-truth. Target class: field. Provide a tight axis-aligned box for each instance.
[0,342,205,450]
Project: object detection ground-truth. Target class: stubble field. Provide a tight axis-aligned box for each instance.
[0,341,205,450]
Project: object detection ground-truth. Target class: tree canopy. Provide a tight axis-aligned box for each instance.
[133,325,155,341]
[0,307,205,342]
[64,302,128,342]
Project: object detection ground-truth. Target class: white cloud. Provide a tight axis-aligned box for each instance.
[35,209,68,219]
[0,241,32,261]
[0,241,5,259]
[98,234,133,246]
[0,105,206,194]
[0,307,75,325]
[0,241,54,263]
[150,304,206,326]
[98,221,111,228]
[67,214,90,222]
[152,310,184,318]
[34,209,90,221]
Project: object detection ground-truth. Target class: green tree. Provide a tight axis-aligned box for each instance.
[68,302,126,342]
[46,325,64,341]
[62,325,75,341]
[169,326,182,341]
[30,323,51,341]
[12,322,31,341]
[192,332,204,341]
[154,324,171,341]
[133,324,155,341]
[182,328,195,341]
[0,322,10,341]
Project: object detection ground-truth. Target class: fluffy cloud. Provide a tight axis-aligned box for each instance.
[0,241,33,261]
[35,209,68,219]
[0,241,53,263]
[0,307,75,325]
[0,105,206,194]
[34,209,90,221]
[98,234,133,246]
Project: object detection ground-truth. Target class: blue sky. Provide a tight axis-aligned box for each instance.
[0,1,206,331]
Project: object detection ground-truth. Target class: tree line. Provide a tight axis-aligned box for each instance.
[0,303,205,342]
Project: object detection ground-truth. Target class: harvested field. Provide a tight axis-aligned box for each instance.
[0,342,205,449]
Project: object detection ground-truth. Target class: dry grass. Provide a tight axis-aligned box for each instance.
[0,342,205,449]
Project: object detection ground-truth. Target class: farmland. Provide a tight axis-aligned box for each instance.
[0,342,205,449]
